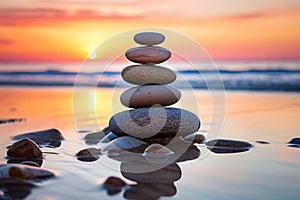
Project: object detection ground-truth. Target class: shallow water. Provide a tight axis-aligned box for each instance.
[0,87,300,199]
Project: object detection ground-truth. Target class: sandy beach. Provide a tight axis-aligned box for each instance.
[1,86,299,199]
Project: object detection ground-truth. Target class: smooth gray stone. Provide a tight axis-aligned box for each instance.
[125,46,171,64]
[122,65,176,85]
[206,139,252,154]
[133,32,165,45]
[76,148,101,162]
[288,137,300,145]
[120,85,181,108]
[109,107,200,138]
[101,136,148,154]
[12,129,64,146]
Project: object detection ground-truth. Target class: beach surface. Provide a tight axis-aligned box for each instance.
[1,86,300,199]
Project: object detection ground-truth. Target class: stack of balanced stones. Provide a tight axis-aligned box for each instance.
[109,32,200,145]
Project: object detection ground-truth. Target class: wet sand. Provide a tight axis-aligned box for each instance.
[0,86,300,199]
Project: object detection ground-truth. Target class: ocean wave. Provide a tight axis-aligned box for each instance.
[1,64,300,91]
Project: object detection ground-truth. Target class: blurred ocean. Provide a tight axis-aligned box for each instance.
[0,60,299,91]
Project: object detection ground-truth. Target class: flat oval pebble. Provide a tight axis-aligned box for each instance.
[288,137,300,145]
[120,85,181,108]
[101,136,148,154]
[134,32,165,45]
[206,139,252,154]
[12,129,64,146]
[0,164,54,179]
[256,140,270,144]
[7,138,42,158]
[143,144,174,158]
[287,137,300,148]
[122,65,176,85]
[109,107,200,138]
[125,46,171,64]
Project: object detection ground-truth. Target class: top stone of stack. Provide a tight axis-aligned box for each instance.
[134,32,165,46]
[125,32,171,64]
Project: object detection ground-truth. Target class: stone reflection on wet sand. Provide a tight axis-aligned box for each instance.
[98,140,201,199]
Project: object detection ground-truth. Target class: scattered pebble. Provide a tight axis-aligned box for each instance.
[12,129,64,146]
[103,176,127,188]
[256,140,270,144]
[7,138,43,158]
[76,148,101,162]
[101,136,148,154]
[0,118,25,125]
[288,137,300,145]
[0,164,54,179]
[206,139,253,154]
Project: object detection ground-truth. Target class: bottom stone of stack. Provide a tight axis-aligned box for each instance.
[108,107,201,140]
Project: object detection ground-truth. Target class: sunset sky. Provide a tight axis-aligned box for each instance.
[0,0,300,62]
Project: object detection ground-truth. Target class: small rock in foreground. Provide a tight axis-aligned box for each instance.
[76,148,101,162]
[7,138,42,158]
[0,164,54,179]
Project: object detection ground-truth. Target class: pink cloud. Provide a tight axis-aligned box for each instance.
[0,8,144,26]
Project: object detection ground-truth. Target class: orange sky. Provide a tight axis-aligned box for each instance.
[0,0,300,62]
